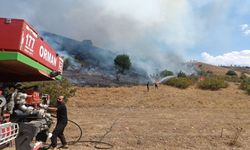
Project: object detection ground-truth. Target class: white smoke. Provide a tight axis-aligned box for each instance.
[0,0,244,76]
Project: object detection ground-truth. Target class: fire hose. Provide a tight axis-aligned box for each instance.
[44,115,114,149]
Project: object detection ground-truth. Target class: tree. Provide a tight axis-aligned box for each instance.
[23,78,76,106]
[74,53,86,71]
[177,71,186,77]
[226,70,237,76]
[114,54,131,74]
[63,58,70,70]
[160,70,174,77]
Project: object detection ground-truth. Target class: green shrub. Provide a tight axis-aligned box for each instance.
[238,77,250,95]
[177,71,186,77]
[217,75,241,83]
[197,77,228,90]
[189,76,199,83]
[164,77,194,89]
[197,70,213,77]
[240,77,250,90]
[226,70,237,76]
[240,73,248,80]
[246,86,250,95]
[23,78,76,106]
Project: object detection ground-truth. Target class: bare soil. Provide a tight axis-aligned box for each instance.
[62,83,250,150]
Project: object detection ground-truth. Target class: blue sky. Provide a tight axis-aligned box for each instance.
[1,0,250,66]
[184,0,250,65]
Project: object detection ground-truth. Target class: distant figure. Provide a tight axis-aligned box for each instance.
[147,82,150,92]
[155,82,158,89]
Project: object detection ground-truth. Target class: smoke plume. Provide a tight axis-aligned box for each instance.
[1,0,238,76]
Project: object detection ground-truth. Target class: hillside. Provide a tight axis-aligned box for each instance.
[41,32,250,85]
[193,62,231,76]
[192,61,250,76]
[41,32,149,86]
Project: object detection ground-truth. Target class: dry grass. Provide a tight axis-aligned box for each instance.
[194,62,231,75]
[62,83,250,150]
[5,83,250,150]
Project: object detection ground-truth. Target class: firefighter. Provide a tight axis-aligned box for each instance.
[155,82,158,89]
[147,82,150,92]
[49,96,68,150]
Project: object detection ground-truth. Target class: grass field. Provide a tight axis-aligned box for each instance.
[59,83,250,150]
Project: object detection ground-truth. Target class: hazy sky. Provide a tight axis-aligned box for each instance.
[1,0,250,66]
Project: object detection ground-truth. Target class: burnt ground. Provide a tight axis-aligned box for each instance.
[63,83,250,150]
[64,71,148,87]
[5,83,250,150]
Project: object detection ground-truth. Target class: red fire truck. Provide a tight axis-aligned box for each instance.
[0,17,64,150]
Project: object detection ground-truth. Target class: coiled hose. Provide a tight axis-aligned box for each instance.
[47,115,113,149]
